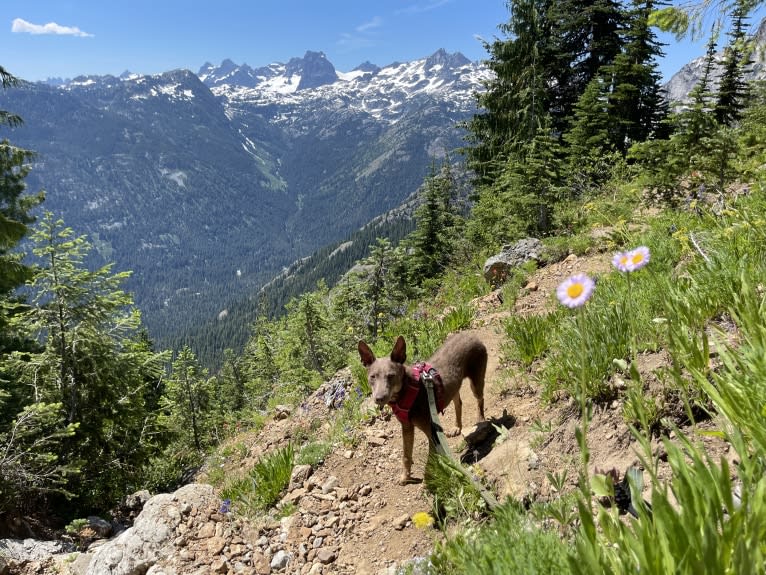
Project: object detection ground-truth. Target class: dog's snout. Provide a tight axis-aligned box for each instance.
[373,392,388,405]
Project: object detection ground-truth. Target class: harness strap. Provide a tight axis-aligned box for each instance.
[389,362,445,425]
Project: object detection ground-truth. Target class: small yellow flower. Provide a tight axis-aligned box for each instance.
[412,511,434,529]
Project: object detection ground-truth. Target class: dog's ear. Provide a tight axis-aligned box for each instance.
[390,336,406,364]
[358,341,376,367]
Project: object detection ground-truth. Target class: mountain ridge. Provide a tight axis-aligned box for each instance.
[9,48,487,365]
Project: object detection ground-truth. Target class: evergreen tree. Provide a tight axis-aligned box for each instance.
[605,0,669,153]
[715,0,753,126]
[333,238,410,341]
[548,0,626,132]
[8,212,168,511]
[468,118,565,246]
[464,0,554,187]
[161,346,212,454]
[408,162,460,281]
[564,76,614,166]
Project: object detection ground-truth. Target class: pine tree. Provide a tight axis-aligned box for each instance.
[606,0,669,153]
[10,212,168,511]
[408,162,459,281]
[162,346,212,454]
[564,76,614,165]
[715,0,753,126]
[464,0,554,187]
[548,0,626,132]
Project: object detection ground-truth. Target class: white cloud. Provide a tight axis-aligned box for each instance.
[337,16,383,53]
[11,18,93,37]
[396,0,452,16]
[356,16,383,33]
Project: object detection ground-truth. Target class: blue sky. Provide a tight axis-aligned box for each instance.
[2,1,763,83]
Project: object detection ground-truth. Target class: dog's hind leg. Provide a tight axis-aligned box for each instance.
[468,360,487,422]
[447,392,463,437]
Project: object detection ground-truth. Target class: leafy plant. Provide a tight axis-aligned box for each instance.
[220,443,295,516]
[424,453,490,526]
[504,313,558,368]
[426,501,572,574]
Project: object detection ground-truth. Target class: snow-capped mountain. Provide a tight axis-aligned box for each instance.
[7,49,488,358]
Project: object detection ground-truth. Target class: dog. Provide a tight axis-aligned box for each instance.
[357,332,487,484]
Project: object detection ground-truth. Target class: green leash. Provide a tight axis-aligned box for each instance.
[421,372,499,511]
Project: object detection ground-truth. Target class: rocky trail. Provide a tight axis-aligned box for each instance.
[7,251,732,575]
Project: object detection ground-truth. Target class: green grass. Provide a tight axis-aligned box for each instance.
[425,501,572,574]
[220,443,294,516]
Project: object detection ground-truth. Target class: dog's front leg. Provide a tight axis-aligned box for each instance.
[399,422,415,484]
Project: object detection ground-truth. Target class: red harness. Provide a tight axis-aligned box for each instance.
[389,362,446,424]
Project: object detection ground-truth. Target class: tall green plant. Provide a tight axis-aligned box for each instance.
[8,213,168,512]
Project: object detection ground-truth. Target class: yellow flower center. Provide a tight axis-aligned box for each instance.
[567,283,584,299]
[632,252,645,265]
[620,255,629,266]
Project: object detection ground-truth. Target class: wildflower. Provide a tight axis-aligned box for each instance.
[627,246,650,271]
[613,246,651,272]
[612,251,632,272]
[219,498,232,514]
[412,511,434,529]
[556,274,595,308]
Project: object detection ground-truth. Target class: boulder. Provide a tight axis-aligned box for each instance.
[86,483,217,575]
[483,238,543,286]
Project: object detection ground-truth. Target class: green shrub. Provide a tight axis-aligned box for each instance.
[426,501,572,574]
[504,312,558,368]
[424,454,490,526]
[297,441,332,466]
[220,443,294,516]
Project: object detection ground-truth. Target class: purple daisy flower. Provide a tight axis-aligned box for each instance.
[556,274,596,308]
[627,246,650,271]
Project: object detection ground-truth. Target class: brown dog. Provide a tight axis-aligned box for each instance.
[358,332,487,484]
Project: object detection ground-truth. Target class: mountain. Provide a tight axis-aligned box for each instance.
[6,49,489,361]
[663,16,766,103]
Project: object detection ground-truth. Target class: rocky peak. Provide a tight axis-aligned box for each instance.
[284,50,338,90]
[425,48,471,71]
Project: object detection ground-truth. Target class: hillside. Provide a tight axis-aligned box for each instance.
[15,200,752,574]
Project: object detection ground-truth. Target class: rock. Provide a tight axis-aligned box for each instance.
[87,516,113,538]
[321,476,339,494]
[290,464,313,490]
[393,515,409,530]
[270,550,290,570]
[483,238,543,286]
[367,436,386,447]
[253,553,272,574]
[86,483,217,575]
[0,539,75,565]
[274,405,291,420]
[316,548,336,564]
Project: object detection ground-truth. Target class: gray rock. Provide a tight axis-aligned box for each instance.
[86,483,217,575]
[483,238,543,286]
[271,549,290,569]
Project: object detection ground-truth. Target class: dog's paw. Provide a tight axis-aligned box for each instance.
[446,427,462,437]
